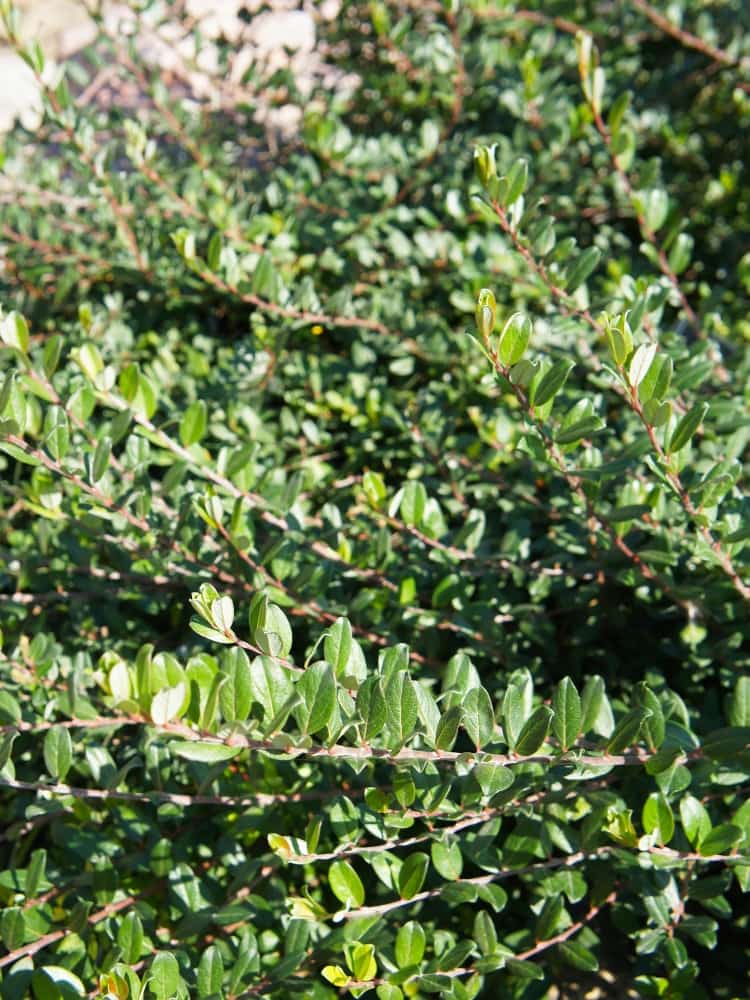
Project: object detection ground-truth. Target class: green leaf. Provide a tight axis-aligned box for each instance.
[729,677,750,727]
[180,400,208,447]
[148,952,181,1000]
[31,967,85,1000]
[514,705,553,755]
[1,907,25,950]
[536,894,565,940]
[629,343,657,391]
[376,985,403,1000]
[667,402,709,453]
[322,966,349,987]
[564,246,600,292]
[680,915,717,949]
[295,660,336,734]
[702,727,750,761]
[170,741,241,764]
[635,683,665,750]
[252,254,281,301]
[556,414,605,445]
[0,689,21,724]
[92,435,112,483]
[434,704,462,750]
[581,675,612,737]
[505,958,544,981]
[206,232,223,272]
[502,681,528,750]
[668,232,693,275]
[117,912,144,964]
[220,647,253,723]
[462,685,494,749]
[43,726,72,782]
[25,848,47,900]
[400,481,427,527]
[325,617,366,680]
[606,707,650,754]
[197,945,224,998]
[552,677,581,751]
[41,334,63,377]
[642,792,675,846]
[498,313,532,366]
[639,353,673,403]
[395,920,426,968]
[472,762,514,798]
[530,359,575,407]
[385,671,418,749]
[190,618,235,645]
[329,861,365,908]
[44,408,69,461]
[680,795,711,848]
[345,942,377,981]
[557,939,599,972]
[150,683,187,725]
[640,188,669,231]
[473,910,497,955]
[398,852,429,899]
[0,310,30,353]
[249,656,294,721]
[504,158,528,206]
[357,676,387,742]
[431,839,463,881]
[699,824,742,857]
[254,604,293,657]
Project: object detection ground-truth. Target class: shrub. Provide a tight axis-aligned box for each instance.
[0,1,749,997]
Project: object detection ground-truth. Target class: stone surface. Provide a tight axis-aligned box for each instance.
[0,0,349,136]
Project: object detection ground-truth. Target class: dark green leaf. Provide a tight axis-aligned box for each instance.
[515,705,553,755]
[606,707,650,754]
[667,402,709,453]
[531,359,575,407]
[43,726,72,782]
[552,677,581,751]
[398,852,429,899]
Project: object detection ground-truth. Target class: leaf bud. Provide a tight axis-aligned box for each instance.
[475,288,496,341]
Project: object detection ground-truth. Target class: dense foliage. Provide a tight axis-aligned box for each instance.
[1,0,749,997]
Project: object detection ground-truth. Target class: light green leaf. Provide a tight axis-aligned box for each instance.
[729,677,750,727]
[385,671,418,749]
[329,861,365,908]
[117,912,144,964]
[498,312,531,367]
[642,792,675,845]
[431,839,463,881]
[180,400,208,447]
[462,685,494,749]
[170,741,240,764]
[197,945,224,998]
[395,920,426,968]
[249,656,294,720]
[148,952,181,1000]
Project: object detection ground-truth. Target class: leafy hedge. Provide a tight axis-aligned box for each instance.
[1,1,749,997]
